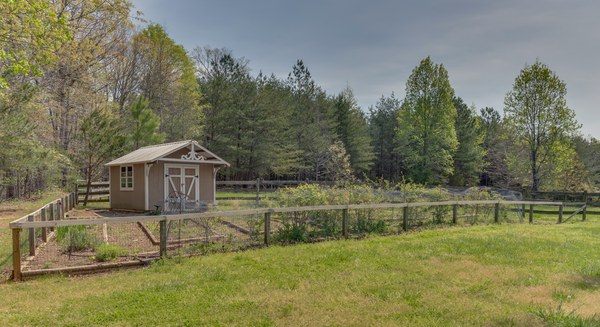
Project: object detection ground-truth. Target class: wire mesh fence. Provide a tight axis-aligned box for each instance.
[9,200,588,280]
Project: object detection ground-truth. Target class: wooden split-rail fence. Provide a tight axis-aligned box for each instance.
[10,192,77,281]
[8,199,587,281]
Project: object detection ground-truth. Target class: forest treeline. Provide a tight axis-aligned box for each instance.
[1,0,600,200]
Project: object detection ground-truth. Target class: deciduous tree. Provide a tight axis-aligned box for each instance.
[504,60,580,191]
[396,57,458,184]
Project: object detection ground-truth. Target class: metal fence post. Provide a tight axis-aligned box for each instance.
[159,218,167,258]
[12,228,22,281]
[529,204,533,224]
[494,202,500,223]
[342,208,349,238]
[452,204,457,224]
[41,207,47,243]
[403,206,408,231]
[264,211,271,245]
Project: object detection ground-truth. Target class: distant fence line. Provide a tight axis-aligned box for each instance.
[76,180,335,204]
[528,191,600,206]
[9,199,588,281]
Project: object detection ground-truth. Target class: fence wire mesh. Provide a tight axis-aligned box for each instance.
[11,200,588,277]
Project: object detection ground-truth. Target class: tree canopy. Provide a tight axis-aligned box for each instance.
[504,60,580,191]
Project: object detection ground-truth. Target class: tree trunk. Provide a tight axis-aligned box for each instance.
[84,160,93,206]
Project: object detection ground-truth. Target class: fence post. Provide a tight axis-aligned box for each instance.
[27,215,35,256]
[529,204,533,224]
[41,207,47,243]
[256,178,260,205]
[558,204,563,224]
[48,203,55,232]
[494,202,500,223]
[264,211,271,245]
[452,204,457,224]
[583,204,587,222]
[57,200,63,220]
[75,182,79,206]
[159,217,167,258]
[12,228,22,281]
[402,206,408,231]
[342,208,349,238]
[71,192,75,209]
[521,204,525,221]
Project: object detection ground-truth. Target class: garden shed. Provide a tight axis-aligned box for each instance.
[105,140,230,212]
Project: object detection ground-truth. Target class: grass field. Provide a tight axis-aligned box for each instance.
[0,216,599,325]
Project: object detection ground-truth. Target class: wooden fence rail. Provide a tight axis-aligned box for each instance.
[10,192,76,281]
[9,199,585,281]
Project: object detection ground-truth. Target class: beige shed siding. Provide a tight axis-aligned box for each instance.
[109,164,146,210]
[147,161,165,209]
[199,164,214,203]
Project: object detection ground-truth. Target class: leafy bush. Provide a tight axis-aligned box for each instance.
[56,226,97,253]
[95,243,126,262]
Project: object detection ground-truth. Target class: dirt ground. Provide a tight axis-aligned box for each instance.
[23,208,260,272]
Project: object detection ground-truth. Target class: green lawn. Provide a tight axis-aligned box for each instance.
[1,218,599,326]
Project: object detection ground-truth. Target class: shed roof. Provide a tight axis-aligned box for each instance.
[105,140,230,167]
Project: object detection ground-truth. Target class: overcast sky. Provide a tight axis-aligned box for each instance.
[130,0,600,138]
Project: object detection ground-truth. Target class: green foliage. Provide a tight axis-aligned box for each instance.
[479,107,512,187]
[127,96,164,150]
[450,97,485,186]
[504,60,580,191]
[333,87,374,174]
[56,226,97,253]
[78,105,127,204]
[271,184,387,242]
[95,243,126,262]
[396,57,458,184]
[195,48,303,179]
[287,60,336,180]
[135,24,202,141]
[0,0,69,90]
[574,136,600,189]
[369,94,402,180]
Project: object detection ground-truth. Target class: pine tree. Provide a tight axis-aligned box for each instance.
[128,96,164,150]
[368,94,402,180]
[450,97,485,186]
[333,87,374,175]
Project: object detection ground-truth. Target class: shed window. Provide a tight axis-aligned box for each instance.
[120,166,134,190]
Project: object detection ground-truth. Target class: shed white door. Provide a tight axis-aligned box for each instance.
[164,164,200,212]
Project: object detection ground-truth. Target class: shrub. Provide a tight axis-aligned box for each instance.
[56,226,97,253]
[95,243,126,262]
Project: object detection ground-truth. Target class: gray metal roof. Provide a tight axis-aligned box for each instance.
[105,140,230,166]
